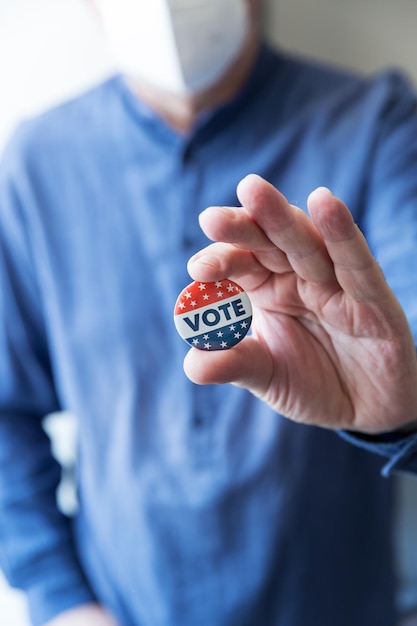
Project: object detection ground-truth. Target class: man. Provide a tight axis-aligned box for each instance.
[1,1,417,625]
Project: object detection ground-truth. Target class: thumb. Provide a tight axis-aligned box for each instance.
[183,336,272,395]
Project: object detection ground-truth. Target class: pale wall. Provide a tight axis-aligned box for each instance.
[264,0,417,85]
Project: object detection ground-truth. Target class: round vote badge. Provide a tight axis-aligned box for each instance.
[174,279,252,351]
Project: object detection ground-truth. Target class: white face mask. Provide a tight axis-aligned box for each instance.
[96,0,249,95]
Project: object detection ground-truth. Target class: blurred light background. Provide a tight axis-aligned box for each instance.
[0,0,417,623]
[0,0,113,150]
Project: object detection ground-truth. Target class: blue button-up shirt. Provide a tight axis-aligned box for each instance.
[1,44,417,626]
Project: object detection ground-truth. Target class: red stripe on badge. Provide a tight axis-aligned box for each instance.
[174,280,244,315]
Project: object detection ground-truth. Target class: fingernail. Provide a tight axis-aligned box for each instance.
[189,254,221,269]
[201,206,236,218]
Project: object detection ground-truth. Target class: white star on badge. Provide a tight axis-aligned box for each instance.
[227,284,235,292]
[203,294,210,300]
[185,290,192,299]
[221,341,228,348]
[204,343,211,350]
[241,321,247,328]
[192,338,199,345]
[179,302,186,310]
[203,334,209,340]
[215,281,222,288]
[229,324,236,331]
[217,291,223,298]
[217,331,223,337]
[234,332,241,339]
[190,301,197,307]
[198,283,206,291]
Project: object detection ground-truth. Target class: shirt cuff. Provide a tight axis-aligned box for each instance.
[338,429,417,477]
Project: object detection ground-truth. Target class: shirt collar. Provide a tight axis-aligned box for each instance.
[113,42,282,144]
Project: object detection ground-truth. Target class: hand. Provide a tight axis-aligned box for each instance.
[43,604,119,626]
[184,174,417,434]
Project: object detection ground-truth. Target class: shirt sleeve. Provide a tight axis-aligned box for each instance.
[341,72,417,479]
[339,429,417,477]
[0,133,95,626]
[363,71,417,346]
